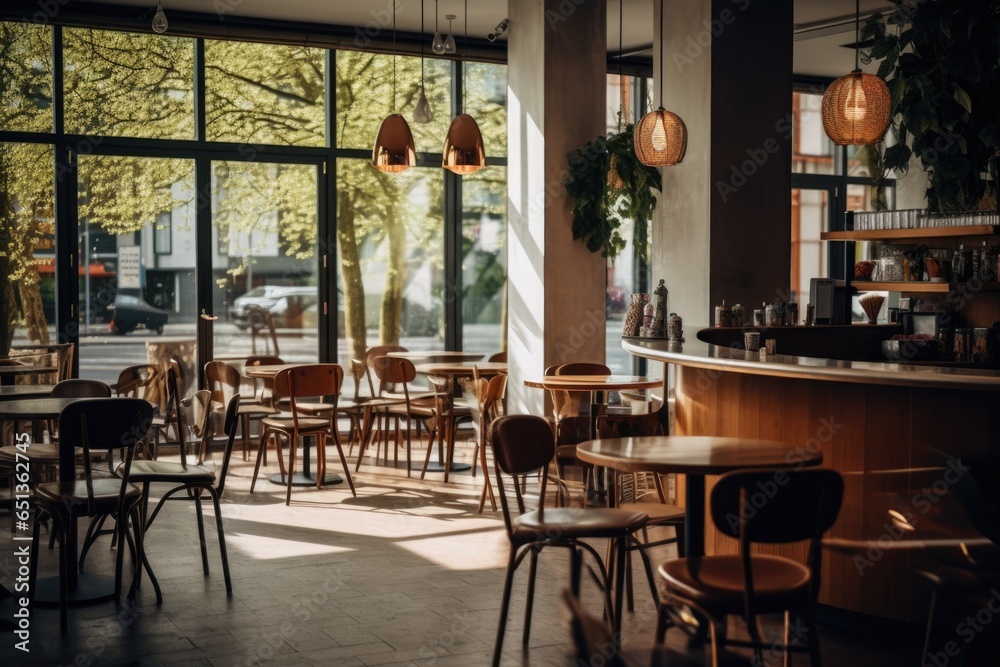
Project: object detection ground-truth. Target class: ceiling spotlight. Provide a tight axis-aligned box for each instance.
[152,1,168,34]
[487,18,509,42]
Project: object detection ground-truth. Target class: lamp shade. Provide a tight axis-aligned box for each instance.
[634,107,687,167]
[372,114,416,172]
[442,113,486,174]
[821,70,891,146]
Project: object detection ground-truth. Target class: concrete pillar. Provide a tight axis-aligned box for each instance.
[653,0,794,323]
[507,0,608,416]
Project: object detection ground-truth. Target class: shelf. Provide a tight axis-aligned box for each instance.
[821,225,998,242]
[852,281,1000,293]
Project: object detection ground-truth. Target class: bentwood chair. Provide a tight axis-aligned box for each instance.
[549,362,611,505]
[657,468,844,666]
[28,398,152,633]
[489,414,653,667]
[205,360,276,461]
[468,370,507,512]
[253,364,356,504]
[124,393,239,603]
[363,355,432,476]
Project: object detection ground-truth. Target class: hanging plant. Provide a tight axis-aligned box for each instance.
[565,124,662,261]
[863,1,1000,213]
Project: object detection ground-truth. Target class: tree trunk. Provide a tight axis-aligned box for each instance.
[379,206,404,346]
[18,270,49,345]
[0,157,14,357]
[337,194,368,362]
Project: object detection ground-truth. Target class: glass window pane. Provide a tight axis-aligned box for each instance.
[336,50,453,154]
[0,143,56,357]
[464,62,506,158]
[606,73,635,134]
[336,160,444,364]
[792,91,836,175]
[0,23,53,133]
[791,188,830,305]
[462,166,506,355]
[64,28,194,139]
[211,161,319,363]
[205,41,326,147]
[77,155,197,391]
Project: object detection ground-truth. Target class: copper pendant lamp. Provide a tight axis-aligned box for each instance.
[443,0,486,174]
[821,0,891,145]
[372,3,415,172]
[635,0,687,167]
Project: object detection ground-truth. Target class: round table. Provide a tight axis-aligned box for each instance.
[0,396,88,421]
[386,350,485,364]
[242,363,343,487]
[412,362,508,476]
[523,375,663,392]
[0,385,56,400]
[576,435,824,557]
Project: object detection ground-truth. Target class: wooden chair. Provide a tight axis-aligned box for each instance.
[466,369,507,512]
[252,364,356,504]
[488,414,653,667]
[549,362,611,505]
[27,398,152,633]
[657,468,844,666]
[362,355,431,477]
[124,394,239,603]
[205,360,276,461]
[487,350,507,362]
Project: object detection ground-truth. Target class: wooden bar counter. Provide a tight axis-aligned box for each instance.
[623,330,1000,623]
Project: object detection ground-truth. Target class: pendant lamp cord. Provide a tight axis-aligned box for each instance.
[658,0,664,108]
[420,0,425,86]
[854,0,860,70]
[617,0,623,131]
[392,6,397,112]
[463,0,468,109]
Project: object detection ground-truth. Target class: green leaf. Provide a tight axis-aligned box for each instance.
[953,85,973,113]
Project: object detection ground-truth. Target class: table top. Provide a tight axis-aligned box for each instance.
[0,396,95,420]
[243,363,305,379]
[575,435,823,475]
[386,351,485,363]
[523,375,663,391]
[415,361,508,376]
[0,385,55,400]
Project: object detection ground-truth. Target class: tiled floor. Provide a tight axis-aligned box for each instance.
[2,435,917,666]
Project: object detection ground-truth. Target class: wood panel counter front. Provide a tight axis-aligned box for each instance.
[622,333,1000,624]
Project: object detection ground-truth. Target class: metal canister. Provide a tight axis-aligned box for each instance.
[753,309,765,327]
[787,303,799,326]
[972,328,990,363]
[953,328,970,362]
[805,304,815,326]
[937,328,952,358]
[731,304,744,328]
[765,304,781,327]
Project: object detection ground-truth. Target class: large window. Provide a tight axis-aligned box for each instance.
[0,18,507,382]
[64,28,194,139]
[205,41,326,147]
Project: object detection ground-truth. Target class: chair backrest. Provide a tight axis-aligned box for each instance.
[243,356,283,403]
[371,355,416,386]
[710,468,844,545]
[215,394,241,494]
[349,358,367,401]
[364,345,407,394]
[51,379,112,398]
[58,397,154,514]
[491,415,555,535]
[555,362,611,376]
[488,350,507,363]
[562,589,628,667]
[114,364,160,399]
[205,360,241,406]
[273,364,343,433]
[596,412,663,439]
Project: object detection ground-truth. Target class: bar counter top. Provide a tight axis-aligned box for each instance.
[622,331,1000,391]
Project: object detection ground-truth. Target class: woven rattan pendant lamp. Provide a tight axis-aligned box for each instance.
[442,0,486,174]
[372,4,416,172]
[821,0,891,145]
[635,0,687,167]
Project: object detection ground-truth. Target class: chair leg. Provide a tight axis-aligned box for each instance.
[208,488,233,594]
[331,429,357,497]
[806,610,823,667]
[420,422,436,480]
[523,546,539,646]
[286,433,297,506]
[194,493,210,575]
[250,429,269,493]
[613,537,627,636]
[492,545,519,667]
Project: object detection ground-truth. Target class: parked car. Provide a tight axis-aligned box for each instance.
[230,285,318,330]
[107,295,168,335]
